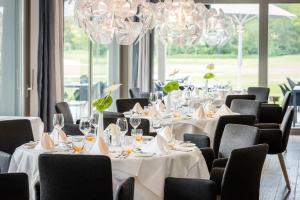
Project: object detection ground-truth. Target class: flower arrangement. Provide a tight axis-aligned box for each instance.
[203,63,215,80]
[163,81,180,93]
[92,84,122,112]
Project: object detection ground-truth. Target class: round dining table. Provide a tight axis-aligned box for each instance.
[8,142,209,200]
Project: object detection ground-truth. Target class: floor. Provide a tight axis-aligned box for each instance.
[260,133,300,200]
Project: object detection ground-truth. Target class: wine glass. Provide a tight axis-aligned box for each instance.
[156,91,163,101]
[129,115,141,130]
[90,113,99,129]
[116,117,128,142]
[184,90,192,114]
[53,114,64,145]
[79,117,91,136]
[149,92,158,105]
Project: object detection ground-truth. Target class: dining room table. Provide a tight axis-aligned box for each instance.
[8,137,209,200]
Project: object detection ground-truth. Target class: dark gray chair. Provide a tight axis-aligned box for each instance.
[0,120,34,173]
[164,144,268,200]
[257,91,292,124]
[116,98,149,113]
[184,115,256,170]
[247,87,270,103]
[258,107,294,190]
[0,173,29,200]
[37,154,134,200]
[230,99,261,121]
[55,102,82,136]
[225,94,256,107]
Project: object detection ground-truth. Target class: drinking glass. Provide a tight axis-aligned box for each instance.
[116,117,128,142]
[156,91,163,101]
[79,117,91,136]
[90,113,99,129]
[53,114,64,145]
[131,129,143,149]
[71,136,85,154]
[149,92,158,105]
[129,115,141,130]
[122,136,134,155]
[184,90,192,114]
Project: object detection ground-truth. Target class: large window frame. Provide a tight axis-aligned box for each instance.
[155,0,300,88]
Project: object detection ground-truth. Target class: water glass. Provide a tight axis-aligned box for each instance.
[71,136,85,154]
[90,113,99,128]
[79,117,91,136]
[131,129,143,149]
[149,92,158,105]
[122,136,134,155]
[129,116,141,130]
[53,114,64,145]
[117,118,128,137]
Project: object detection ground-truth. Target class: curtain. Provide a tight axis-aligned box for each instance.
[132,32,153,92]
[38,0,63,131]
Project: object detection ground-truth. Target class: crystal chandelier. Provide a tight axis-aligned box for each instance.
[73,0,231,46]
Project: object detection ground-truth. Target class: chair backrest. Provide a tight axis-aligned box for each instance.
[247,87,270,103]
[213,115,256,156]
[0,173,29,200]
[116,98,149,113]
[281,91,292,115]
[221,144,268,200]
[129,88,141,98]
[225,94,256,107]
[230,99,261,120]
[38,154,113,200]
[219,124,259,158]
[280,107,294,151]
[287,77,298,89]
[0,120,34,154]
[55,102,74,124]
[103,117,150,136]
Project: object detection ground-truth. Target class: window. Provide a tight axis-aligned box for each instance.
[64,1,90,120]
[0,0,24,115]
[160,4,259,91]
[268,4,300,99]
[64,1,119,120]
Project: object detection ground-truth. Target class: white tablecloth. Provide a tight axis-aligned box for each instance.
[0,116,44,141]
[9,145,209,200]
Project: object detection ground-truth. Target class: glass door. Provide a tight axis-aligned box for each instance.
[0,0,24,115]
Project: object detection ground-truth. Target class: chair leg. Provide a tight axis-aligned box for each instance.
[278,153,291,191]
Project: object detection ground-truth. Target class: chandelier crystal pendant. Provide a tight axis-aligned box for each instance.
[73,0,232,46]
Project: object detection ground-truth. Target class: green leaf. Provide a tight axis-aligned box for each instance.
[92,95,113,112]
[203,73,215,80]
[163,81,180,93]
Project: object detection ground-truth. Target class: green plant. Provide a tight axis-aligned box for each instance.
[163,81,180,93]
[92,84,121,112]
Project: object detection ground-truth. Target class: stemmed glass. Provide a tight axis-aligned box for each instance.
[149,92,158,106]
[116,117,128,142]
[53,114,64,146]
[90,113,99,136]
[184,90,192,115]
[79,117,91,136]
[129,115,141,130]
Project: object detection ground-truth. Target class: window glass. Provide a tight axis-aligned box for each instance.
[268,4,300,101]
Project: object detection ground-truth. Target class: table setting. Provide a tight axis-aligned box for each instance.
[8,114,209,200]
[124,88,238,144]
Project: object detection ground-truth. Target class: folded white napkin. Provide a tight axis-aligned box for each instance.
[35,133,54,150]
[142,134,169,155]
[193,105,206,120]
[132,103,144,114]
[158,126,173,142]
[90,136,109,155]
[59,130,68,142]
[204,102,217,113]
[156,100,166,112]
[106,124,121,137]
[215,104,237,117]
